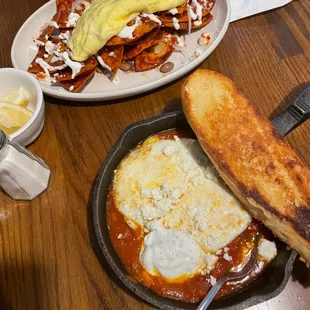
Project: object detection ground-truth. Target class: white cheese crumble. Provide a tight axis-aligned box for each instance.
[66,12,80,28]
[223,253,232,261]
[162,145,176,157]
[210,275,217,286]
[35,39,45,47]
[48,21,59,29]
[169,8,178,15]
[205,253,218,272]
[172,17,180,30]
[258,239,277,261]
[71,0,90,12]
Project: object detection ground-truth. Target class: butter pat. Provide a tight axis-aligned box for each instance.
[68,0,186,61]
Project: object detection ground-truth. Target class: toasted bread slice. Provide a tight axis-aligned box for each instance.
[181,69,310,265]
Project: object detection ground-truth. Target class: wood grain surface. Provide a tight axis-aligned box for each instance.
[0,0,309,309]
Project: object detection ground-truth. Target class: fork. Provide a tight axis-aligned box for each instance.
[197,239,259,310]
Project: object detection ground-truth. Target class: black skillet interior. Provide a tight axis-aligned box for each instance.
[92,111,297,310]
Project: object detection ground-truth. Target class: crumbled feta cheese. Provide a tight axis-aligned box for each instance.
[197,221,207,232]
[172,17,180,30]
[223,253,232,261]
[141,188,152,198]
[168,187,182,200]
[181,160,192,171]
[141,204,160,221]
[187,205,198,218]
[205,253,218,272]
[162,145,176,157]
[210,275,217,286]
[151,188,164,201]
[48,21,59,28]
[154,198,173,213]
[66,12,80,28]
[169,8,178,15]
[258,239,277,261]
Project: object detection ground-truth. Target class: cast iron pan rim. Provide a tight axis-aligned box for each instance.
[92,111,297,310]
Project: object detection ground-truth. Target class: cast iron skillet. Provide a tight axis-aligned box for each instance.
[92,85,310,310]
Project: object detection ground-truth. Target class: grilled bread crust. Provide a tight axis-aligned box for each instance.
[181,69,310,265]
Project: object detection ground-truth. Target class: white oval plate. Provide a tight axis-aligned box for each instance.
[11,0,230,101]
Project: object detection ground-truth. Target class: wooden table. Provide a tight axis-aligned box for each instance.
[0,0,309,309]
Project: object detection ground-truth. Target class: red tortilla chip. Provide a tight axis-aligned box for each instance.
[73,0,92,15]
[159,0,215,24]
[157,1,188,15]
[56,56,98,81]
[28,47,65,74]
[37,11,61,42]
[58,67,96,92]
[27,39,70,74]
[162,14,213,30]
[123,30,163,60]
[134,35,176,71]
[106,17,159,46]
[98,45,124,74]
[56,0,73,12]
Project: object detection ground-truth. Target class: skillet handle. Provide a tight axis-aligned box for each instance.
[271,84,310,137]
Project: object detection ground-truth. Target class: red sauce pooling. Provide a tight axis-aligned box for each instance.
[106,129,273,303]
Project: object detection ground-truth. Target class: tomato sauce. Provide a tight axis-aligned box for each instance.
[106,129,274,303]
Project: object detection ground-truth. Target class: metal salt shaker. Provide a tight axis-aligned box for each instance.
[0,129,51,200]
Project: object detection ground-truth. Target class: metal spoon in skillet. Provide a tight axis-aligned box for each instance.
[197,238,259,310]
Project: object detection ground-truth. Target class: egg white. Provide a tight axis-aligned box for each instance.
[113,135,252,280]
